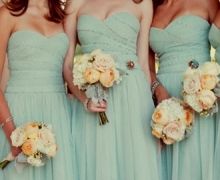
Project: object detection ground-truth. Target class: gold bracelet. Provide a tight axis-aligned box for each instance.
[0,116,13,128]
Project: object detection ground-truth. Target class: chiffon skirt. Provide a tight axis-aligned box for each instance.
[158,72,215,180]
[72,69,161,180]
[0,92,75,180]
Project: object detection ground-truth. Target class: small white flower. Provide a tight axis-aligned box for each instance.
[27,156,44,167]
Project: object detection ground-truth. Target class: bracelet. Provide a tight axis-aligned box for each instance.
[151,80,161,95]
[0,116,13,128]
[83,98,90,111]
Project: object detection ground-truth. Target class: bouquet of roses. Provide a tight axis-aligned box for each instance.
[0,122,57,169]
[151,98,194,145]
[183,60,220,116]
[73,49,121,125]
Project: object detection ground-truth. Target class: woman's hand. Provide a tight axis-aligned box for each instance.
[87,99,107,113]
[154,84,170,104]
[11,146,21,157]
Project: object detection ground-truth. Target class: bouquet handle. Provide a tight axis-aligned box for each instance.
[98,112,109,125]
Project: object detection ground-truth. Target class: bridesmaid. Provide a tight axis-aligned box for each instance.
[0,0,74,179]
[149,0,218,180]
[209,4,220,180]
[64,0,160,180]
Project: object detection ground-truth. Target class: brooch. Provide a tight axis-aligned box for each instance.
[127,60,135,70]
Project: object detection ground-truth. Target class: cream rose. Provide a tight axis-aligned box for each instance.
[10,127,27,147]
[163,121,185,141]
[198,90,217,110]
[162,137,175,145]
[84,68,100,84]
[38,128,56,146]
[200,74,219,90]
[184,94,203,112]
[183,75,201,94]
[200,62,220,76]
[93,54,115,72]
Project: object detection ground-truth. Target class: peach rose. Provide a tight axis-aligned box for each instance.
[152,108,169,125]
[198,90,217,110]
[84,68,100,84]
[163,121,185,141]
[100,69,116,87]
[200,74,218,90]
[183,107,194,126]
[22,139,37,156]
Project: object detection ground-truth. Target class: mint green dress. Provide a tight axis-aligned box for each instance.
[0,30,75,180]
[72,12,160,180]
[209,24,220,180]
[150,15,215,180]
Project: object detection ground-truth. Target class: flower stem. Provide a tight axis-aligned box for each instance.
[0,160,10,170]
[98,112,109,125]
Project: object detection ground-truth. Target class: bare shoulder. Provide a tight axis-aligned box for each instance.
[0,6,15,27]
[0,6,11,19]
[136,0,153,17]
[66,0,86,14]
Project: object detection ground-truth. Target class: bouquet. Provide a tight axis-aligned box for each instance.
[73,49,121,125]
[151,98,194,145]
[0,122,57,169]
[183,60,220,116]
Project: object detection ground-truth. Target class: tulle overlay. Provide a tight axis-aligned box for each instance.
[72,12,161,180]
[0,31,75,180]
[150,15,215,180]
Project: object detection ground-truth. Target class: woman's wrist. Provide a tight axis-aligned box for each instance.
[1,117,15,137]
[151,79,161,95]
[0,116,13,129]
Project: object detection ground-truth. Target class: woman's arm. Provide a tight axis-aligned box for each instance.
[149,48,157,84]
[148,38,170,104]
[63,0,106,112]
[0,7,20,156]
[63,0,86,102]
[137,0,153,83]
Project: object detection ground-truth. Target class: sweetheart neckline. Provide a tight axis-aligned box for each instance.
[9,30,67,41]
[78,12,140,25]
[151,15,210,31]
